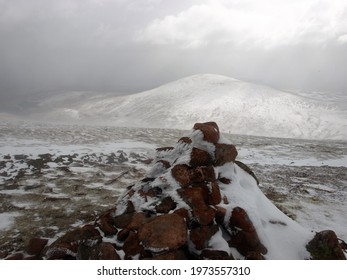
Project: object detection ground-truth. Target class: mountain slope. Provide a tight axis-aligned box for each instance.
[33,74,347,140]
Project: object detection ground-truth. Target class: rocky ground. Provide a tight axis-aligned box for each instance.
[0,120,346,258]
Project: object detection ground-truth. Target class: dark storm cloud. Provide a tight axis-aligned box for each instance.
[0,0,347,113]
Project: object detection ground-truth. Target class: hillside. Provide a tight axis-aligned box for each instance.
[25,74,347,140]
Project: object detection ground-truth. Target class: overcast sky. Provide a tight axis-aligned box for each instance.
[1,0,347,112]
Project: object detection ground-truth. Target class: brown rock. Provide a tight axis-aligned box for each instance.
[123,231,146,259]
[214,143,238,166]
[215,206,226,225]
[178,186,216,225]
[306,230,346,260]
[208,181,222,205]
[157,160,171,169]
[156,147,174,152]
[190,148,213,167]
[114,213,133,228]
[189,166,216,183]
[171,164,190,187]
[138,213,187,252]
[97,243,121,260]
[229,207,267,256]
[173,208,190,222]
[97,211,118,236]
[193,207,216,226]
[117,228,130,242]
[193,122,220,144]
[127,212,148,230]
[178,186,209,208]
[26,237,48,256]
[125,200,135,214]
[78,242,121,260]
[190,224,219,250]
[155,196,177,214]
[46,247,77,260]
[200,249,233,260]
[178,137,192,144]
[139,188,158,199]
[230,207,255,232]
[45,224,102,259]
[219,177,231,184]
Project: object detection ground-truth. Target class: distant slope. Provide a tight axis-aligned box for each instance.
[29,74,347,140]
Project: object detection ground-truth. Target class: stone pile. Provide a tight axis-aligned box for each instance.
[3,122,346,260]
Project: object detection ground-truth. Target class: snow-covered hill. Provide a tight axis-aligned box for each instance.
[27,74,347,140]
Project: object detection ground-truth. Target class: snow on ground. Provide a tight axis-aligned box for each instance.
[0,120,346,255]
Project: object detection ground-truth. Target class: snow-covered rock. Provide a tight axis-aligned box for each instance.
[11,121,344,260]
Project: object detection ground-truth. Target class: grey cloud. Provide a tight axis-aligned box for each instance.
[0,0,346,114]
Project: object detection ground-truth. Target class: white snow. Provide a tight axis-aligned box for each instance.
[217,163,314,259]
[0,212,21,231]
[0,120,345,259]
[20,74,347,140]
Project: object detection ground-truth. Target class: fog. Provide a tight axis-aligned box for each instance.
[1,0,347,113]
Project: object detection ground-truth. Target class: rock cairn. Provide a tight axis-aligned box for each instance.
[3,122,346,260]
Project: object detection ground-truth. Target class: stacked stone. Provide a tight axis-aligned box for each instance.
[42,121,266,260]
[4,121,345,260]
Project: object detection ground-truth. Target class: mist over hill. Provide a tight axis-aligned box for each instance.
[7,74,347,140]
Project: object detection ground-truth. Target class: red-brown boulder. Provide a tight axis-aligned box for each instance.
[190,148,213,167]
[77,242,121,260]
[171,164,190,187]
[155,196,177,213]
[127,212,148,230]
[208,181,222,205]
[229,207,267,256]
[123,231,148,259]
[190,224,219,250]
[193,122,220,144]
[96,211,118,236]
[26,237,48,256]
[178,137,192,144]
[188,166,216,183]
[45,224,102,259]
[138,213,187,252]
[214,143,238,166]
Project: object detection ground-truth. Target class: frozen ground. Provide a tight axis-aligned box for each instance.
[0,120,346,255]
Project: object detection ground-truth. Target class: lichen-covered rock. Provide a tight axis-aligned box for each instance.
[306,230,346,260]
